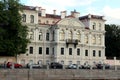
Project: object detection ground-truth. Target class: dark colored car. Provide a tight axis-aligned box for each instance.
[81,64,91,69]
[7,62,22,68]
[96,63,110,69]
[49,62,63,69]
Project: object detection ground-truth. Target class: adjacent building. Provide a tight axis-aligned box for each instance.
[18,6,106,66]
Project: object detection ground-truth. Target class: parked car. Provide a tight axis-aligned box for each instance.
[66,64,78,69]
[82,64,91,69]
[96,63,110,69]
[26,63,42,68]
[7,62,22,68]
[49,62,63,69]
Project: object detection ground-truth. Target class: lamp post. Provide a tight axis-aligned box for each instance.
[114,57,117,71]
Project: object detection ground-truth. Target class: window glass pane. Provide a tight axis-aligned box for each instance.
[93,50,96,57]
[77,48,80,55]
[69,48,72,55]
[61,48,64,55]
[85,50,88,56]
[99,50,101,57]
[39,47,42,54]
[30,47,33,54]
[46,47,49,55]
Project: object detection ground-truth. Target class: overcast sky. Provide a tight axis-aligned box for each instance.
[20,0,120,25]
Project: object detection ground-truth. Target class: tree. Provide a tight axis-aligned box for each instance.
[105,24,120,57]
[0,0,29,57]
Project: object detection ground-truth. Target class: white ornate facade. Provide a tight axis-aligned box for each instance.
[18,6,106,66]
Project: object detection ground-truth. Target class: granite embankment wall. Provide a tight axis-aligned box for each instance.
[0,69,120,80]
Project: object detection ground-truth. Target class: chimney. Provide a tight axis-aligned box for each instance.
[71,10,80,18]
[53,10,56,15]
[41,9,46,17]
[61,11,67,19]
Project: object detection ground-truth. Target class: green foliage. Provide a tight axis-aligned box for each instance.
[0,0,29,56]
[105,24,120,57]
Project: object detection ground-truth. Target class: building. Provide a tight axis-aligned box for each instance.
[18,6,106,66]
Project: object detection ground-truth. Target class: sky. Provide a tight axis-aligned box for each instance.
[20,0,120,25]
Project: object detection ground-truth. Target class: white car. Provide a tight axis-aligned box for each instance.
[27,63,42,68]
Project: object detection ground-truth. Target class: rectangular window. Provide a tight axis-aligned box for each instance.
[39,47,42,54]
[46,47,49,55]
[77,48,80,55]
[52,48,54,55]
[46,33,49,41]
[61,48,64,55]
[69,48,72,55]
[85,50,88,56]
[93,50,96,57]
[99,50,101,57]
[29,47,33,54]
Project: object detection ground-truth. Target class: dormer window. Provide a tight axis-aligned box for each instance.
[30,15,34,23]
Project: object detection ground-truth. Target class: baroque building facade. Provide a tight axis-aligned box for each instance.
[18,6,106,66]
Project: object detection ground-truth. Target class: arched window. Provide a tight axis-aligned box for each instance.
[92,35,96,44]
[30,15,34,23]
[59,29,65,41]
[85,34,88,43]
[92,22,96,30]
[76,31,81,42]
[68,30,72,40]
[22,14,26,22]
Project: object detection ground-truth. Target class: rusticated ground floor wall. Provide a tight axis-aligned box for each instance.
[0,69,120,80]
